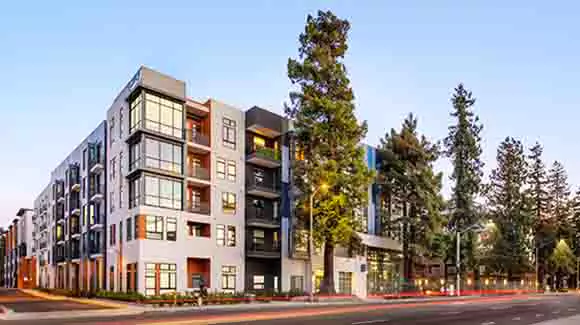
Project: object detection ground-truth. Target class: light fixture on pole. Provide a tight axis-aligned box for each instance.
[308,183,328,302]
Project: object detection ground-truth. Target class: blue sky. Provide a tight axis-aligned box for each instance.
[1,1,579,225]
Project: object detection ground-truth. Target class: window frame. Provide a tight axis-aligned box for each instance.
[221,192,236,213]
[143,92,183,139]
[144,175,182,210]
[226,225,236,247]
[166,217,177,241]
[227,160,236,181]
[222,117,236,149]
[216,225,225,246]
[145,216,164,240]
[221,266,236,292]
[143,137,182,174]
[216,158,226,180]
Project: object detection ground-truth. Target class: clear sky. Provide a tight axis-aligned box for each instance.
[1,1,579,226]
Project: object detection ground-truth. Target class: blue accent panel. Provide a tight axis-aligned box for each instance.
[282,182,291,219]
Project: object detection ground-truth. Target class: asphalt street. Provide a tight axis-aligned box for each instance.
[0,293,579,325]
[0,288,106,313]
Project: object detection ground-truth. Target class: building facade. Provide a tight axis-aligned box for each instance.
[1,209,35,288]
[11,66,408,297]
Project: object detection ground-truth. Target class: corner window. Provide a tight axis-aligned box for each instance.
[109,117,115,146]
[222,192,236,213]
[145,216,164,240]
[222,118,236,149]
[144,175,182,210]
[144,138,182,174]
[130,93,143,133]
[144,92,183,138]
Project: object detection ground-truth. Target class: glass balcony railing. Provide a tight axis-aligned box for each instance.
[186,166,210,181]
[186,129,210,147]
[248,145,280,161]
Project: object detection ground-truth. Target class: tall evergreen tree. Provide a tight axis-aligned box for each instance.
[547,161,572,239]
[286,10,373,293]
[486,137,532,280]
[527,142,550,285]
[443,83,484,278]
[379,114,443,284]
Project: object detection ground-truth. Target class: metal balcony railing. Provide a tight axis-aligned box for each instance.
[186,129,210,147]
[247,145,280,161]
[186,166,210,181]
[185,201,211,215]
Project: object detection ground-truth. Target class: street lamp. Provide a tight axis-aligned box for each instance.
[456,222,488,297]
[308,183,328,302]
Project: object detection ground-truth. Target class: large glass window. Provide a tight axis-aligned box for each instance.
[144,92,183,138]
[144,175,182,210]
[130,93,142,133]
[145,263,156,296]
[338,272,352,294]
[126,217,132,241]
[129,142,141,171]
[216,225,225,246]
[129,177,141,208]
[146,216,164,240]
[159,263,177,294]
[222,118,236,149]
[222,266,236,292]
[145,138,182,174]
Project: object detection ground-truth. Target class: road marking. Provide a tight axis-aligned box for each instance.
[512,317,521,321]
[491,306,511,310]
[451,301,467,305]
[536,314,544,317]
[553,311,560,314]
[440,311,461,315]
[352,320,388,325]
[481,322,495,325]
[569,308,577,311]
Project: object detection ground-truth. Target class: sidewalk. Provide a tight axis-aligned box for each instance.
[534,314,580,325]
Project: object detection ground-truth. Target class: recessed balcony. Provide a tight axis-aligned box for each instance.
[246,179,280,199]
[246,243,281,259]
[185,201,211,216]
[186,129,211,153]
[89,158,104,174]
[246,146,281,168]
[89,184,104,202]
[186,166,211,186]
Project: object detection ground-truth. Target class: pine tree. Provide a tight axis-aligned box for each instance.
[486,137,532,280]
[443,83,484,278]
[286,10,374,293]
[547,161,572,239]
[378,114,443,285]
[527,142,550,285]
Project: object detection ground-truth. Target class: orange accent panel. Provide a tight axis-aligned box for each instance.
[186,258,210,288]
[137,215,146,239]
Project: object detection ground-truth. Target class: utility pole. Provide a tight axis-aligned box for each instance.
[456,231,461,297]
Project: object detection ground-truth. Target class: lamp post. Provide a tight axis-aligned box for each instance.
[456,223,486,297]
[308,183,328,302]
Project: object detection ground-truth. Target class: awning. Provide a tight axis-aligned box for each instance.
[357,232,402,252]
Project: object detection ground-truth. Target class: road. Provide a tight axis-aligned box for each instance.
[0,292,579,324]
[0,289,106,313]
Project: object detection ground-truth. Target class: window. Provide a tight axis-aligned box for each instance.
[82,149,87,170]
[119,221,123,244]
[130,93,142,133]
[134,215,139,239]
[227,226,236,247]
[109,117,115,145]
[129,142,141,171]
[216,225,225,246]
[119,108,124,138]
[110,157,116,180]
[110,224,116,246]
[254,168,265,185]
[119,179,123,209]
[338,272,352,294]
[222,192,236,213]
[253,229,265,246]
[145,216,164,240]
[144,175,182,210]
[126,217,132,241]
[81,177,86,198]
[144,92,183,138]
[253,136,266,148]
[144,138,182,174]
[82,205,87,226]
[291,276,304,292]
[129,177,140,208]
[227,161,236,181]
[222,118,236,149]
[217,159,226,179]
[253,199,265,218]
[273,231,280,249]
[222,266,236,292]
[119,151,124,180]
[253,275,265,290]
[145,263,156,296]
[166,217,177,241]
[159,263,177,294]
[109,191,115,213]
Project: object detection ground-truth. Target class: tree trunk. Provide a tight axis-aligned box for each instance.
[320,240,335,294]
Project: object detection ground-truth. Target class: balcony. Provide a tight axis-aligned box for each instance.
[55,207,65,223]
[186,166,211,186]
[54,254,65,264]
[185,201,211,216]
[70,221,81,238]
[89,214,104,230]
[246,179,280,199]
[246,243,281,259]
[245,106,283,138]
[246,146,281,168]
[88,241,102,257]
[89,184,104,202]
[70,243,81,261]
[246,208,280,229]
[186,129,211,153]
[69,198,80,216]
[89,156,104,174]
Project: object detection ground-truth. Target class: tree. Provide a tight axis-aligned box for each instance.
[549,240,576,289]
[547,161,572,240]
[286,10,374,293]
[527,142,550,285]
[378,114,443,285]
[443,83,484,281]
[486,137,532,280]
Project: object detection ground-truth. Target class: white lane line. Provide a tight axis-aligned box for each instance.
[352,320,388,325]
[512,317,521,321]
[440,311,461,315]
[553,311,561,314]
[481,322,496,325]
[569,308,577,311]
[536,314,544,317]
[451,301,467,305]
[490,306,511,310]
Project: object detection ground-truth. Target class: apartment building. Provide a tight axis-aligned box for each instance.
[106,67,245,295]
[1,209,35,288]
[31,122,107,291]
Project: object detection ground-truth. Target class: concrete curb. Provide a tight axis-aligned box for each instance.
[1,307,144,321]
